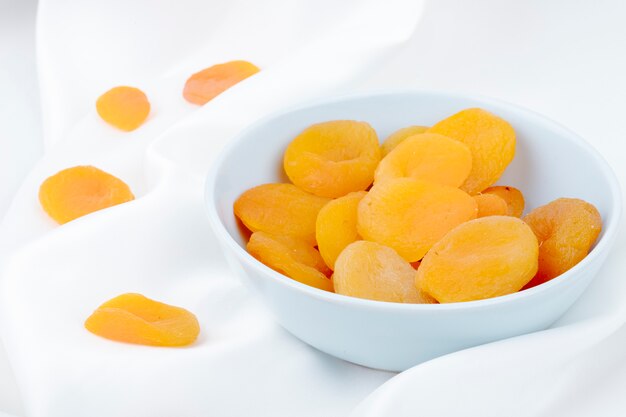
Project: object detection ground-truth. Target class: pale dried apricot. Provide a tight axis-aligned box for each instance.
[85,293,200,347]
[283,120,381,198]
[96,86,150,131]
[234,183,330,245]
[334,240,432,303]
[417,216,538,303]
[428,108,515,194]
[357,178,477,262]
[374,133,472,187]
[247,232,333,291]
[381,125,428,156]
[316,191,366,270]
[523,198,602,287]
[483,185,525,217]
[183,60,260,105]
[473,193,508,217]
[39,166,134,224]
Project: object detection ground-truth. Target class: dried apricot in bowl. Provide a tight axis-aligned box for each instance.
[334,240,432,303]
[283,120,381,198]
[523,198,602,287]
[39,166,135,224]
[381,125,428,156]
[483,185,525,217]
[428,108,516,195]
[96,86,150,131]
[316,191,366,270]
[417,216,539,303]
[247,231,333,291]
[473,193,508,217]
[183,60,260,105]
[374,133,472,187]
[85,293,200,347]
[357,178,478,262]
[234,183,329,245]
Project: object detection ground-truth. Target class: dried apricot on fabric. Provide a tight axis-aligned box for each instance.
[334,241,432,303]
[283,120,381,198]
[523,198,602,287]
[316,191,367,270]
[417,216,538,303]
[428,108,515,195]
[39,166,134,224]
[381,125,428,156]
[85,293,200,347]
[357,178,477,262]
[234,183,330,245]
[483,185,525,217]
[473,193,508,217]
[96,86,150,131]
[374,133,472,187]
[247,232,333,291]
[183,60,260,105]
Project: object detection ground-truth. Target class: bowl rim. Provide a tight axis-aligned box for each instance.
[204,89,623,312]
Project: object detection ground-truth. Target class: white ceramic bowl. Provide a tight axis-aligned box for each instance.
[205,91,621,371]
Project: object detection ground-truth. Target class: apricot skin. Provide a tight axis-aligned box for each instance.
[357,178,477,262]
[417,216,539,303]
[523,198,602,287]
[473,193,508,217]
[234,183,330,245]
[483,186,525,217]
[96,86,150,131]
[283,120,381,198]
[247,232,333,291]
[183,60,260,105]
[39,166,135,224]
[85,293,200,347]
[316,191,367,270]
[428,108,516,195]
[381,125,428,156]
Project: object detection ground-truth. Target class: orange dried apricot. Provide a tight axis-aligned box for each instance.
[96,86,150,131]
[183,60,260,105]
[39,166,134,224]
[85,293,200,347]
[316,191,367,270]
[374,133,472,187]
[234,183,330,245]
[483,185,525,217]
[417,216,538,303]
[523,198,602,287]
[357,178,477,262]
[473,193,508,217]
[428,108,516,195]
[247,232,333,291]
[283,120,381,198]
[333,240,432,303]
[381,125,428,156]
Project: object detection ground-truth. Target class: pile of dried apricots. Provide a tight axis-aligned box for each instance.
[235,108,603,304]
[38,60,260,347]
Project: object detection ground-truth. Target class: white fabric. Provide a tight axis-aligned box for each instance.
[2,1,626,417]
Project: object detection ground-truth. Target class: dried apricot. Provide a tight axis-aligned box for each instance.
[357,178,477,262]
[39,166,134,224]
[247,232,333,291]
[334,240,432,303]
[283,120,381,198]
[234,183,330,245]
[316,191,367,270]
[483,185,525,217]
[523,198,602,287]
[96,86,150,131]
[374,133,472,187]
[183,60,260,105]
[428,108,515,194]
[381,125,428,156]
[473,193,508,217]
[417,216,538,303]
[85,293,200,347]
